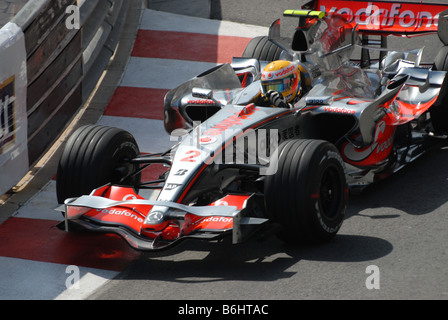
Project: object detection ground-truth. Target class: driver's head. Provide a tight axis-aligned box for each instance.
[261,60,301,103]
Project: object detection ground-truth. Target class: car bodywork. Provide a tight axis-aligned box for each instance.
[59,0,448,250]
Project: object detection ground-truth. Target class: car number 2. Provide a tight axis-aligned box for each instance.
[180,150,201,162]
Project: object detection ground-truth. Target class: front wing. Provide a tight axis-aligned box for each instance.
[58,185,268,251]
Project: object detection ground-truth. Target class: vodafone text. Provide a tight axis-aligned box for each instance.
[320,2,440,29]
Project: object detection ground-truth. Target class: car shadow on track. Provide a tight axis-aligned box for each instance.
[121,231,392,283]
[346,146,448,218]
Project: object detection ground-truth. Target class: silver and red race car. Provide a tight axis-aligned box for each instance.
[56,0,448,250]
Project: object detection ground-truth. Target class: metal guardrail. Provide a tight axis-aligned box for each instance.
[11,0,129,166]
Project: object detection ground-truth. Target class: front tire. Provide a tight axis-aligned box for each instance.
[56,125,141,203]
[264,139,348,244]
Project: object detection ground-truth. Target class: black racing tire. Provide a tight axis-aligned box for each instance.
[434,46,448,71]
[264,139,348,244]
[242,36,284,62]
[431,46,448,133]
[56,125,141,204]
[439,10,448,46]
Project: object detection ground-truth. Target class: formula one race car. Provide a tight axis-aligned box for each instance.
[56,0,448,251]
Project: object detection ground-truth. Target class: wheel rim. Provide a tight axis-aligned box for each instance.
[319,165,343,220]
[111,152,140,186]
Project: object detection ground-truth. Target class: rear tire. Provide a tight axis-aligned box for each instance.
[431,46,448,133]
[242,36,284,61]
[56,125,141,203]
[264,139,348,244]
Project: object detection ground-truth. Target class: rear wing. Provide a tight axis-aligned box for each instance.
[303,0,448,39]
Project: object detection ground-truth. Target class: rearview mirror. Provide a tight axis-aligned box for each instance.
[192,88,214,99]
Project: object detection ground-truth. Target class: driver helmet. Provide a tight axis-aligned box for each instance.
[261,60,301,103]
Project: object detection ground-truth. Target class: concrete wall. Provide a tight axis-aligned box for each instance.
[10,0,130,167]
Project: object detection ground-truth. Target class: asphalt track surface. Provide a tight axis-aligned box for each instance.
[0,0,447,302]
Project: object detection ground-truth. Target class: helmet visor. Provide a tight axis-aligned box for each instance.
[262,73,296,94]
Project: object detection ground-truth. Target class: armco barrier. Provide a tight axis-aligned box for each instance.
[1,0,130,194]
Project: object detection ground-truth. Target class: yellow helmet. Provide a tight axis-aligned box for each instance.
[261,60,301,103]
